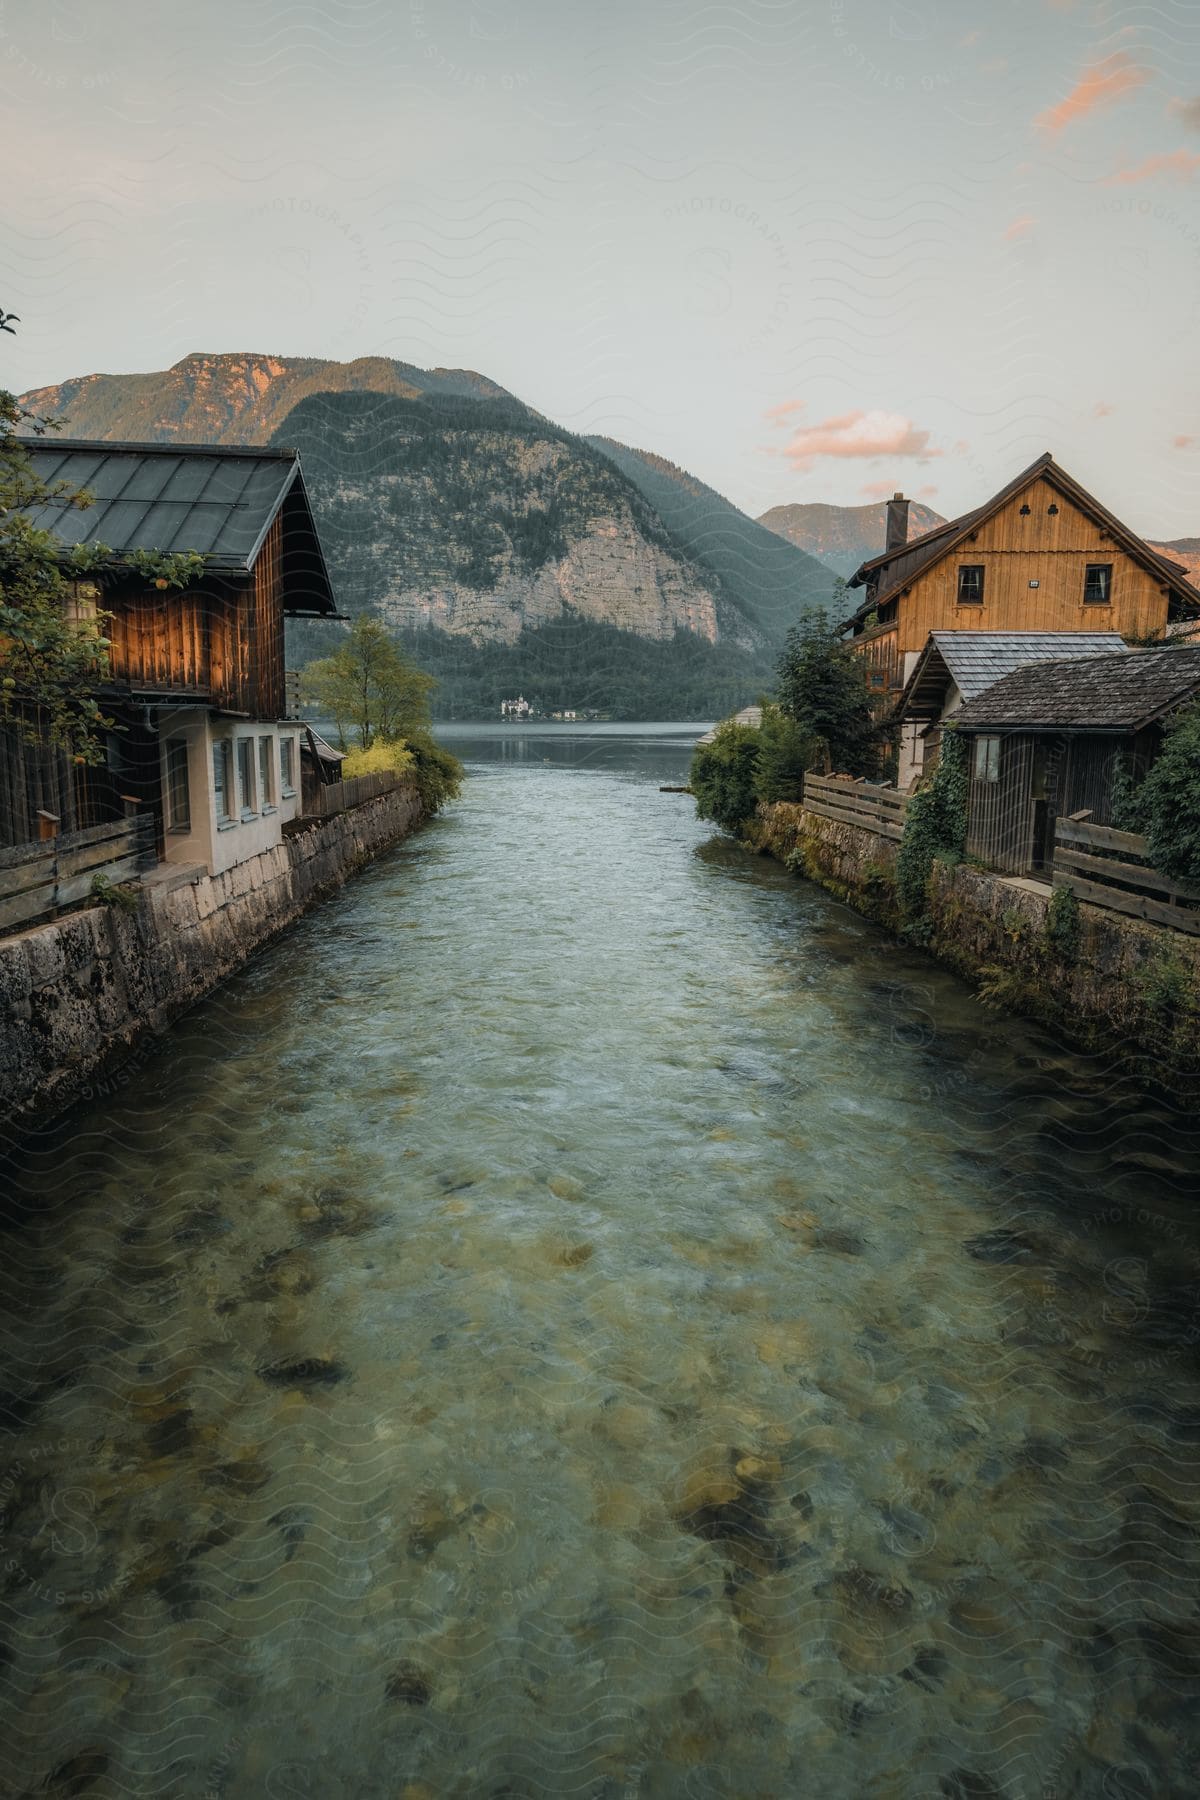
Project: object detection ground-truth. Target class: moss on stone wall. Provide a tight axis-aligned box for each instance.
[756,801,1200,1081]
[0,782,428,1134]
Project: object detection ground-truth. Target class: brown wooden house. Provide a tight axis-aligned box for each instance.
[840,456,1200,726]
[1,441,340,872]
[951,645,1200,876]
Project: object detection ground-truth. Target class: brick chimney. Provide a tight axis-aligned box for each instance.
[885,491,910,552]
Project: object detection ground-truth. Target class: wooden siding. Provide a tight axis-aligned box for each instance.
[890,476,1175,659]
[966,735,1036,874]
[964,726,1162,878]
[252,510,286,721]
[100,513,286,718]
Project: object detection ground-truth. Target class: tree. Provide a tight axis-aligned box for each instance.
[690,720,762,834]
[0,385,114,762]
[753,702,817,805]
[1123,702,1200,883]
[302,616,436,748]
[774,609,877,776]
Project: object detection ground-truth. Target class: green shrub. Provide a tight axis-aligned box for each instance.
[690,721,763,834]
[1043,885,1081,960]
[1121,701,1200,884]
[895,729,969,928]
[403,729,465,814]
[341,740,415,778]
[90,873,139,913]
[753,705,817,805]
[1136,945,1198,1020]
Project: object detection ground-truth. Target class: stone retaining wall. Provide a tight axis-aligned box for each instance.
[754,801,1200,1083]
[0,782,426,1135]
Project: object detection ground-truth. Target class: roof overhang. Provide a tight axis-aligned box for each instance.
[841,453,1200,630]
[893,639,951,722]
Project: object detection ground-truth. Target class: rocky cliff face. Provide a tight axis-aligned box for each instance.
[19,352,511,447]
[277,394,737,649]
[757,498,947,578]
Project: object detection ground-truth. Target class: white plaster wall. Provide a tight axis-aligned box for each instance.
[158,714,303,877]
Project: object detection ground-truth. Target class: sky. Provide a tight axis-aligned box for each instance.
[1,0,1198,533]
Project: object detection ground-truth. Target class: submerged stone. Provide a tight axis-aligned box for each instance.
[256,1356,347,1388]
[386,1661,432,1706]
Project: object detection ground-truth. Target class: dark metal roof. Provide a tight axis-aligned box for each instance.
[840,452,1200,630]
[21,439,338,614]
[952,645,1200,733]
[896,631,1130,721]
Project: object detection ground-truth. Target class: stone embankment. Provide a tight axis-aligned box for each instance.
[0,782,425,1134]
[753,801,1200,1083]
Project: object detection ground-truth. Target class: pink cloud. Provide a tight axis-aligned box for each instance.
[1004,214,1036,240]
[779,409,945,471]
[1093,401,1115,417]
[1169,95,1200,131]
[860,480,897,501]
[1174,434,1196,450]
[917,485,939,499]
[1035,51,1147,136]
[763,398,806,422]
[1103,149,1200,184]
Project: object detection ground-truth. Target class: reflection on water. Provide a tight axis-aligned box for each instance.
[2,723,1200,1798]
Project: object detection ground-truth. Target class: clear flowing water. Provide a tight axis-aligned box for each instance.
[3,722,1200,1800]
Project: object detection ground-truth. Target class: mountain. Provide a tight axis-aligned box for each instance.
[19,352,512,447]
[1149,538,1200,584]
[19,352,832,715]
[756,498,948,578]
[585,439,838,641]
[273,389,733,650]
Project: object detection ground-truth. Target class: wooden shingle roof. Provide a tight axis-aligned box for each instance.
[952,645,1200,733]
[896,630,1130,721]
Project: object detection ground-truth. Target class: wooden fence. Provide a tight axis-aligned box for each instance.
[802,774,909,842]
[301,770,401,820]
[0,816,156,933]
[1052,817,1200,936]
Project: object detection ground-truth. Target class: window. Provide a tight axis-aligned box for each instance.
[258,735,275,808]
[973,735,1001,782]
[280,736,296,795]
[1084,563,1112,605]
[213,740,233,822]
[165,737,191,832]
[957,565,985,605]
[236,738,256,815]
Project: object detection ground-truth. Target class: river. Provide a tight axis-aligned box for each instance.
[2,722,1199,1799]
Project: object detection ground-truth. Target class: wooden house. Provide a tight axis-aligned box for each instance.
[891,630,1129,786]
[950,645,1200,876]
[840,457,1200,771]
[1,441,340,874]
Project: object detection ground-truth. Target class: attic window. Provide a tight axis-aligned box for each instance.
[1084,563,1112,605]
[957,565,985,605]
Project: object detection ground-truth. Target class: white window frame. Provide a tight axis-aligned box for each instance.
[280,736,297,796]
[213,740,234,826]
[973,735,1001,782]
[236,737,257,818]
[258,734,275,811]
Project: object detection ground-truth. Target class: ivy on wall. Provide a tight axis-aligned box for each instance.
[894,728,969,937]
